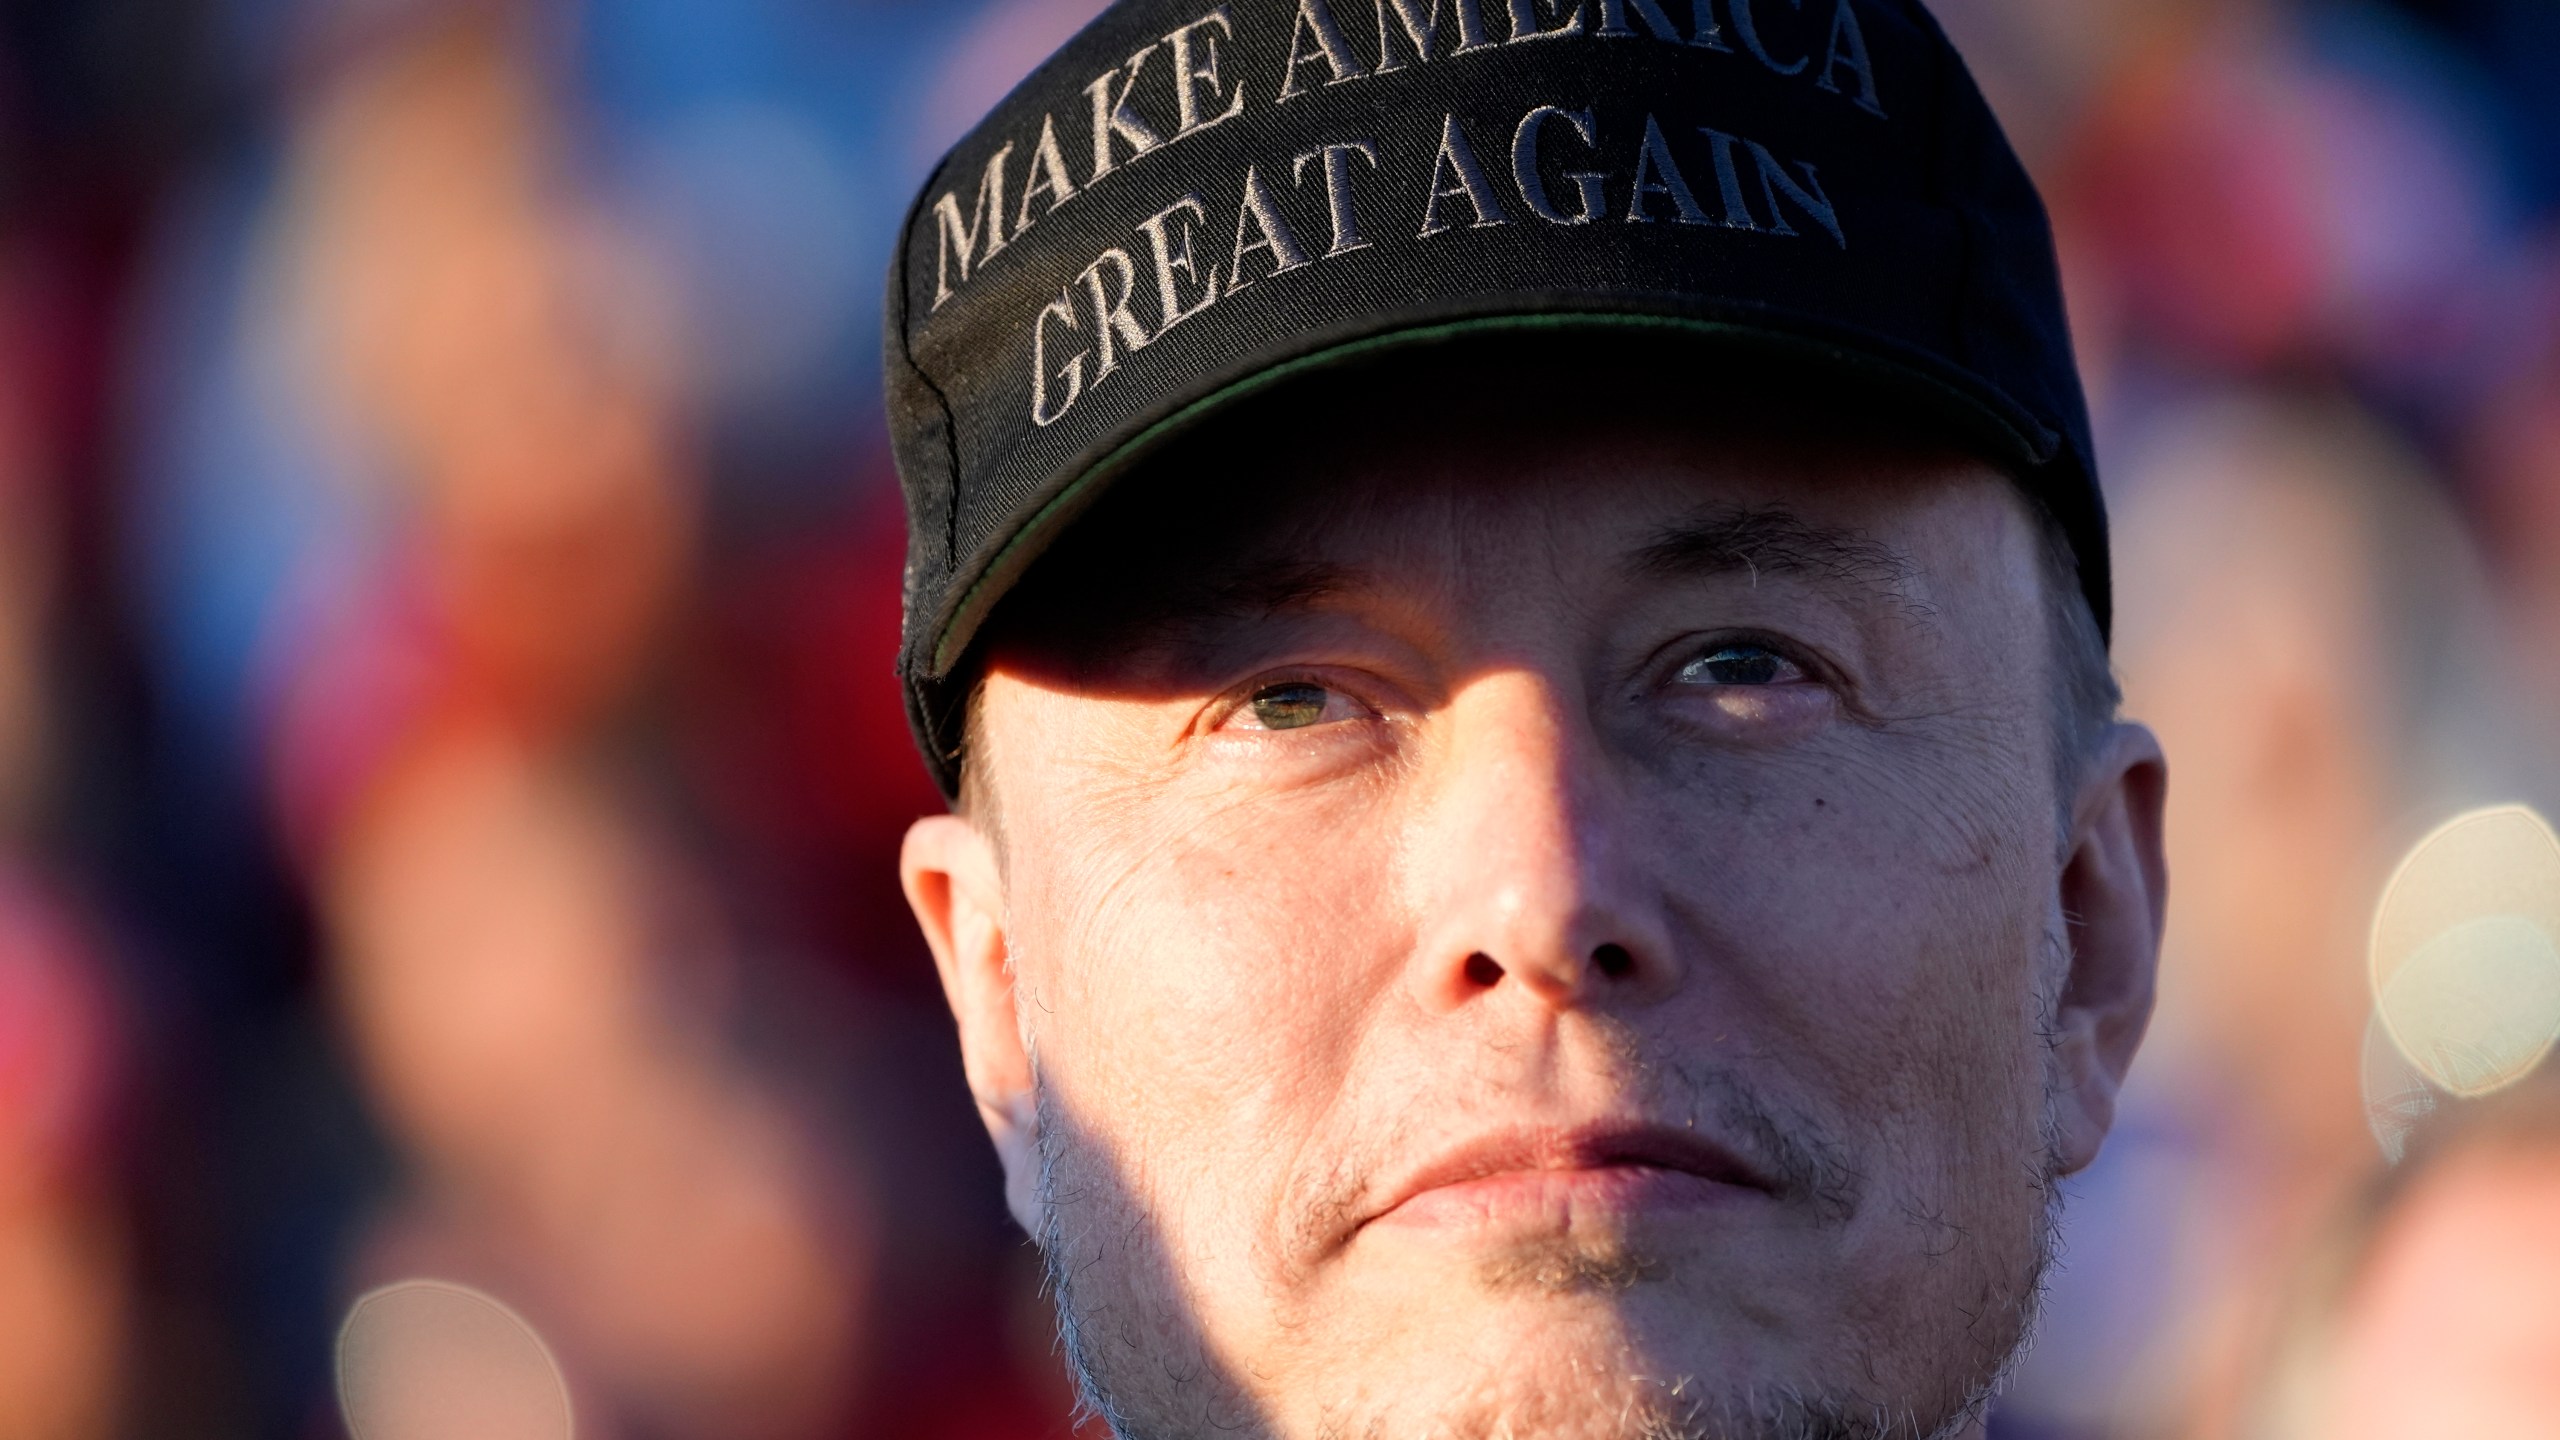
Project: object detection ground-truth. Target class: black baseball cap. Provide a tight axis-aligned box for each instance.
[886,0,2104,798]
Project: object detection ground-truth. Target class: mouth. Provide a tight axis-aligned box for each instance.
[1361,1122,1779,1234]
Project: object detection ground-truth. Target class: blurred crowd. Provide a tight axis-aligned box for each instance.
[1,0,2556,1437]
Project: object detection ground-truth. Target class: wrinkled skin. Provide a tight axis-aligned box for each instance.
[902,392,2166,1440]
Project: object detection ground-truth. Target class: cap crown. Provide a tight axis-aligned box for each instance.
[888,0,2101,795]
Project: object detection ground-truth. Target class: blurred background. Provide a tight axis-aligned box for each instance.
[1,0,2556,1436]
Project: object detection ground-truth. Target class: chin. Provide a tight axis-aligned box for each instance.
[1311,1269,1821,1436]
[1318,1337,1852,1440]
[1283,1248,2002,1440]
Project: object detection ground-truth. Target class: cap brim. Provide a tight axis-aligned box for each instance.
[922,307,2070,682]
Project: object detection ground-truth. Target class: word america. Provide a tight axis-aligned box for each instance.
[926,0,1886,310]
[1029,106,1843,426]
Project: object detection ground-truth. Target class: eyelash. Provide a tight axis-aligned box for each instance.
[1672,629,1805,672]
[1654,633,1849,711]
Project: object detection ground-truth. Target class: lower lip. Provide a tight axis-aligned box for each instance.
[1368,1165,1765,1232]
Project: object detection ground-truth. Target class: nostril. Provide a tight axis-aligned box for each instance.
[1463,952,1504,988]
[1592,943,1635,979]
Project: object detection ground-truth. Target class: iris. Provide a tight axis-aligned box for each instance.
[1250,681,1332,730]
[1681,643,1789,686]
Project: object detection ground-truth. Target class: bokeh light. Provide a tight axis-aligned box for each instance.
[2369,805,2560,1101]
[337,1280,572,1440]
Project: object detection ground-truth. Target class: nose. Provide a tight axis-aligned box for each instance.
[1405,668,1680,1014]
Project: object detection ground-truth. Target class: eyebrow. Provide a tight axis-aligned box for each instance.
[1080,557,1366,655]
[1631,505,1930,623]
[1182,558,1363,619]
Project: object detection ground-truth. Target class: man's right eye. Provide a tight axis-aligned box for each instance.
[1240,681,1335,731]
[1216,679,1378,733]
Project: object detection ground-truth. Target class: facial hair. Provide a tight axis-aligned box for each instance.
[1026,1064,2066,1440]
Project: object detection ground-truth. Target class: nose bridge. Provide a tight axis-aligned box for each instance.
[1457,669,1587,915]
[1408,665,1671,1012]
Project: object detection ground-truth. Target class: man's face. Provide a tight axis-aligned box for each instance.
[907,395,2164,1440]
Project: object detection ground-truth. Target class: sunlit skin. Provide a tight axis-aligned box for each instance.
[903,392,2167,1440]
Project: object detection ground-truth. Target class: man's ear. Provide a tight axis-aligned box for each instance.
[2049,721,2169,1176]
[902,813,1041,1233]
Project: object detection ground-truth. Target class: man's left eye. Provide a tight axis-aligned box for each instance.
[1676,643,1806,687]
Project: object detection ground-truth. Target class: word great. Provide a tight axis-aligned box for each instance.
[1030,103,1843,426]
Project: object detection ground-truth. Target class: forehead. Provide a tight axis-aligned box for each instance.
[992,364,2039,658]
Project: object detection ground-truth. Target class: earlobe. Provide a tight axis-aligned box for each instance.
[2049,722,2170,1175]
[901,814,1044,1232]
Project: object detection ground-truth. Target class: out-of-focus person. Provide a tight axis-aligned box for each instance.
[255,7,867,1435]
[1949,2,2558,1430]
[1997,388,2524,1438]
[2245,1065,2560,1440]
[264,5,870,1424]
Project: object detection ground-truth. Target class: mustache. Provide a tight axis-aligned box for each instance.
[1663,1057,1864,1218]
[1278,1053,1866,1265]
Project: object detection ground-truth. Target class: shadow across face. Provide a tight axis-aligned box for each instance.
[925,337,2148,1440]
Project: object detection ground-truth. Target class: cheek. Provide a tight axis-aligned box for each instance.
[1012,785,1410,1240]
[1657,761,2058,1360]
[1658,742,2056,1149]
